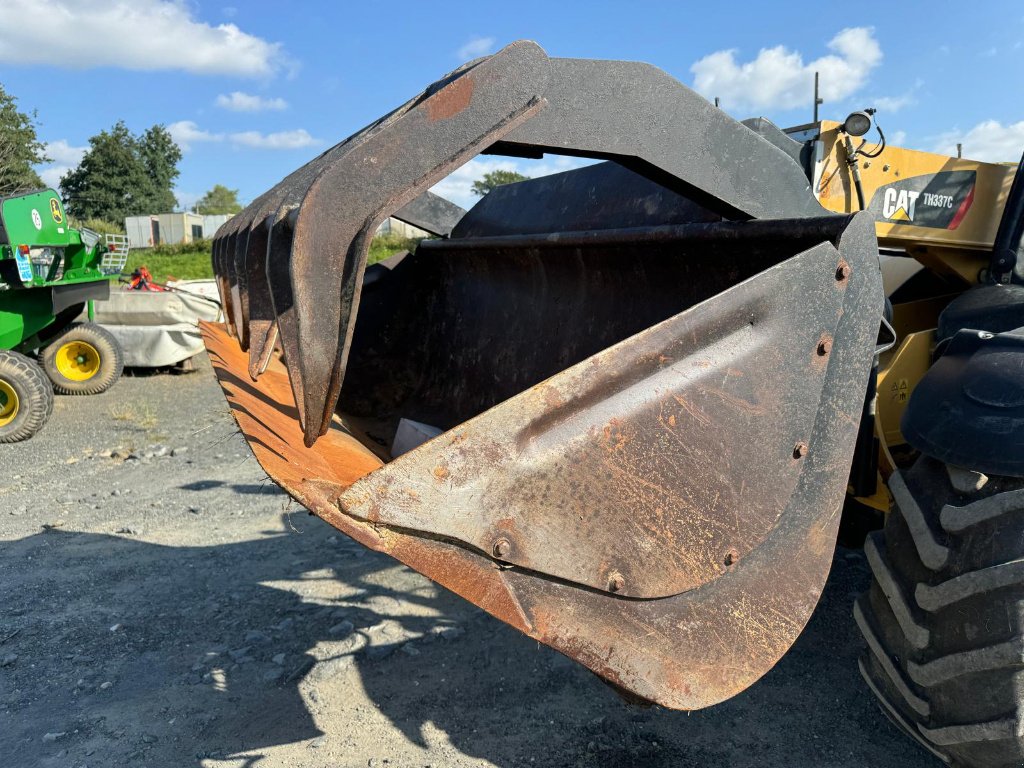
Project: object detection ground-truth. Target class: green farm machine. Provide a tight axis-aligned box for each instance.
[0,188,125,442]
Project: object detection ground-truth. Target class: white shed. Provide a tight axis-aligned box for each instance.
[124,213,206,249]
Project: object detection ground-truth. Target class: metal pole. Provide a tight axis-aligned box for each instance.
[813,72,823,123]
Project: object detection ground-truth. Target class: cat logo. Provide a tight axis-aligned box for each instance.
[882,188,919,222]
[49,197,63,224]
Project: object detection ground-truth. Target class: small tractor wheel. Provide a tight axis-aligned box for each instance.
[42,323,123,395]
[857,455,1024,767]
[0,350,54,443]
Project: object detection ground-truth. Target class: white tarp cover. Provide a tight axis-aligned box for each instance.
[84,280,222,367]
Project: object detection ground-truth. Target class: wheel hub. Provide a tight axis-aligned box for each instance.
[55,340,101,381]
[0,379,19,426]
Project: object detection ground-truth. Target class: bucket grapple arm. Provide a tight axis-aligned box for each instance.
[206,40,883,709]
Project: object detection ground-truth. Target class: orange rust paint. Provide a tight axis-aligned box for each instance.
[426,75,475,121]
[202,321,382,491]
[432,465,450,481]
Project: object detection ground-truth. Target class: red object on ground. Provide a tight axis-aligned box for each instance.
[127,266,167,291]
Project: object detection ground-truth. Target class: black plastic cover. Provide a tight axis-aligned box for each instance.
[937,284,1024,342]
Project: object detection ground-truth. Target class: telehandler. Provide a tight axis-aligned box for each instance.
[202,42,1023,767]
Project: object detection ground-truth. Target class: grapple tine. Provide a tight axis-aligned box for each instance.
[243,215,277,379]
[210,234,230,334]
[222,230,240,337]
[219,213,248,330]
[265,206,305,427]
[249,320,279,379]
[231,225,252,351]
[290,41,550,445]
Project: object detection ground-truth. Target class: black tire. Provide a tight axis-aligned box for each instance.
[858,455,1024,767]
[0,350,54,443]
[41,323,123,395]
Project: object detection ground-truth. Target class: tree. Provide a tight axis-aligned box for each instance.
[470,169,529,197]
[0,83,48,196]
[61,121,181,222]
[194,184,242,214]
[138,125,181,212]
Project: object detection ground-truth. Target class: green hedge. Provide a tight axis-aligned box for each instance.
[147,238,213,256]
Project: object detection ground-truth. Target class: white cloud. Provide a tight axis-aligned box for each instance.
[874,94,914,112]
[229,129,319,149]
[871,78,922,114]
[932,120,1024,162]
[167,120,320,151]
[889,130,907,146]
[216,91,288,112]
[36,139,87,189]
[167,120,224,151]
[0,0,289,77]
[456,36,496,60]
[45,139,87,166]
[691,27,882,112]
[430,155,592,210]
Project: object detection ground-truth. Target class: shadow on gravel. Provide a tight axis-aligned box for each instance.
[179,480,284,495]
[0,518,936,768]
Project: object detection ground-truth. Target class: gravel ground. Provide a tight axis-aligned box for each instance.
[0,355,936,768]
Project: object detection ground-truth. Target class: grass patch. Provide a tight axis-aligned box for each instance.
[109,403,159,429]
[122,233,421,283]
[123,249,214,283]
[368,233,422,265]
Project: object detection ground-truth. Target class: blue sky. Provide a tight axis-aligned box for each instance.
[1,1,1022,212]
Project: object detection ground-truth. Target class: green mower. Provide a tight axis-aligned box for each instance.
[0,189,126,442]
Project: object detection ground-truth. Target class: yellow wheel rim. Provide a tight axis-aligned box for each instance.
[0,379,18,427]
[55,340,101,381]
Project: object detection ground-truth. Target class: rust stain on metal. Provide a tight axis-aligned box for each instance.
[427,75,475,121]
